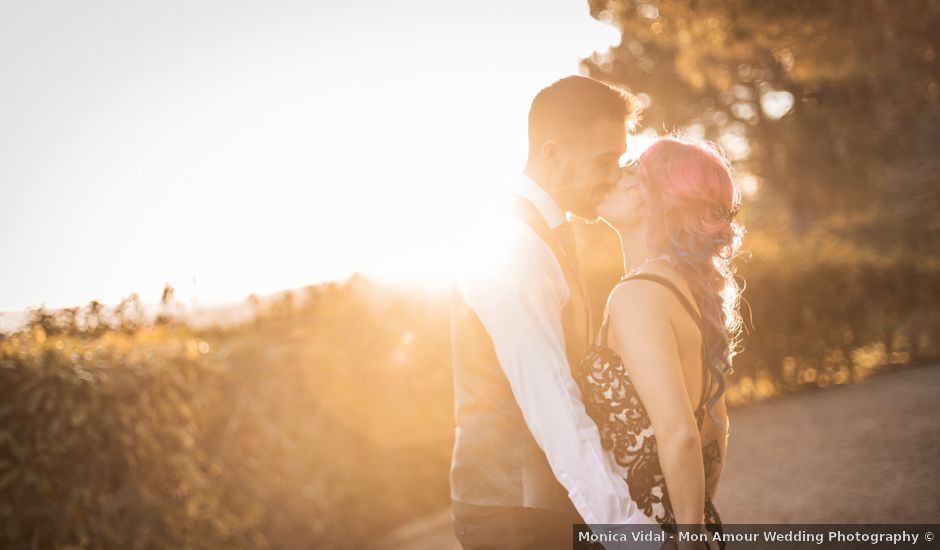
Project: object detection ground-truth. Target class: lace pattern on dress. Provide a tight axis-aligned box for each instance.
[574,272,726,547]
[576,344,725,546]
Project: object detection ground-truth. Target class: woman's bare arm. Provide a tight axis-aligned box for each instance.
[607,282,705,526]
[701,396,729,500]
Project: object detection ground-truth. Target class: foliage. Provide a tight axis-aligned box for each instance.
[585,0,940,239]
[3,254,939,547]
[0,326,250,548]
[0,280,452,549]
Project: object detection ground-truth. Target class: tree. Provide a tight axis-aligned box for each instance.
[584,0,940,245]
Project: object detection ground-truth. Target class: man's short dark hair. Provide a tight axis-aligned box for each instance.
[528,75,640,156]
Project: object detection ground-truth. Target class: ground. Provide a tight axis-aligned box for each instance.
[379,364,940,549]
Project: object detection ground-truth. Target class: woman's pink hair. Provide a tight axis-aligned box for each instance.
[636,135,745,422]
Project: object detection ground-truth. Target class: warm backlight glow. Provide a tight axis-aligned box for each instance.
[0,2,623,312]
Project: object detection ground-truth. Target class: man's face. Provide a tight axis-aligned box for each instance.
[554,118,626,221]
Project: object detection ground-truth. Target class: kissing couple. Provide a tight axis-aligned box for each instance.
[450,76,744,550]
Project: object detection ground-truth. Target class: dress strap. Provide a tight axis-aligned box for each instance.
[598,272,711,412]
[623,274,704,330]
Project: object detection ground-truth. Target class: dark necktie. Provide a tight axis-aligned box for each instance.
[553,220,593,355]
[553,221,580,276]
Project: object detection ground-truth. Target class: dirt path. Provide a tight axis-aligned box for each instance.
[381,365,940,549]
[715,364,939,523]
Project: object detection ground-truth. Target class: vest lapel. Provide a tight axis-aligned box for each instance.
[510,195,593,362]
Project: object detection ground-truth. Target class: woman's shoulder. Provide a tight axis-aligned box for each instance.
[610,262,700,319]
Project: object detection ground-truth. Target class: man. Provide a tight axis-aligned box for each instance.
[450,76,655,550]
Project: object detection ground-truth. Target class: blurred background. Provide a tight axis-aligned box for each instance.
[1,1,938,548]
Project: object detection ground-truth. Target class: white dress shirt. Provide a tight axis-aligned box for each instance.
[455,173,655,533]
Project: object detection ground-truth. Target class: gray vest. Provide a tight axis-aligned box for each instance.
[449,196,591,515]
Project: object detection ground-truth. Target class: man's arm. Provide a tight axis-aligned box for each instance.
[457,223,654,527]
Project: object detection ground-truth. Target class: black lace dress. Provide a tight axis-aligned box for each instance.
[574,273,726,547]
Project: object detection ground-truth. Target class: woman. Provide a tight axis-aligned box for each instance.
[576,136,744,548]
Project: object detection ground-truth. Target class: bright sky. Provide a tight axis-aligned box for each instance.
[0,1,623,312]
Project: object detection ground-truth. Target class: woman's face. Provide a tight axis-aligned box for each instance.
[596,164,647,230]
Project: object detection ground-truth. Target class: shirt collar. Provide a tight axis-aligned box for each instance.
[508,173,567,229]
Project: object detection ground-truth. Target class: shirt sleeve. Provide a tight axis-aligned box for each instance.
[456,220,656,530]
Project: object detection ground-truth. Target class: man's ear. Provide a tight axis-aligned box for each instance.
[541,140,565,174]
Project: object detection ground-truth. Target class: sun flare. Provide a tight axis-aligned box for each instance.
[0,2,623,312]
